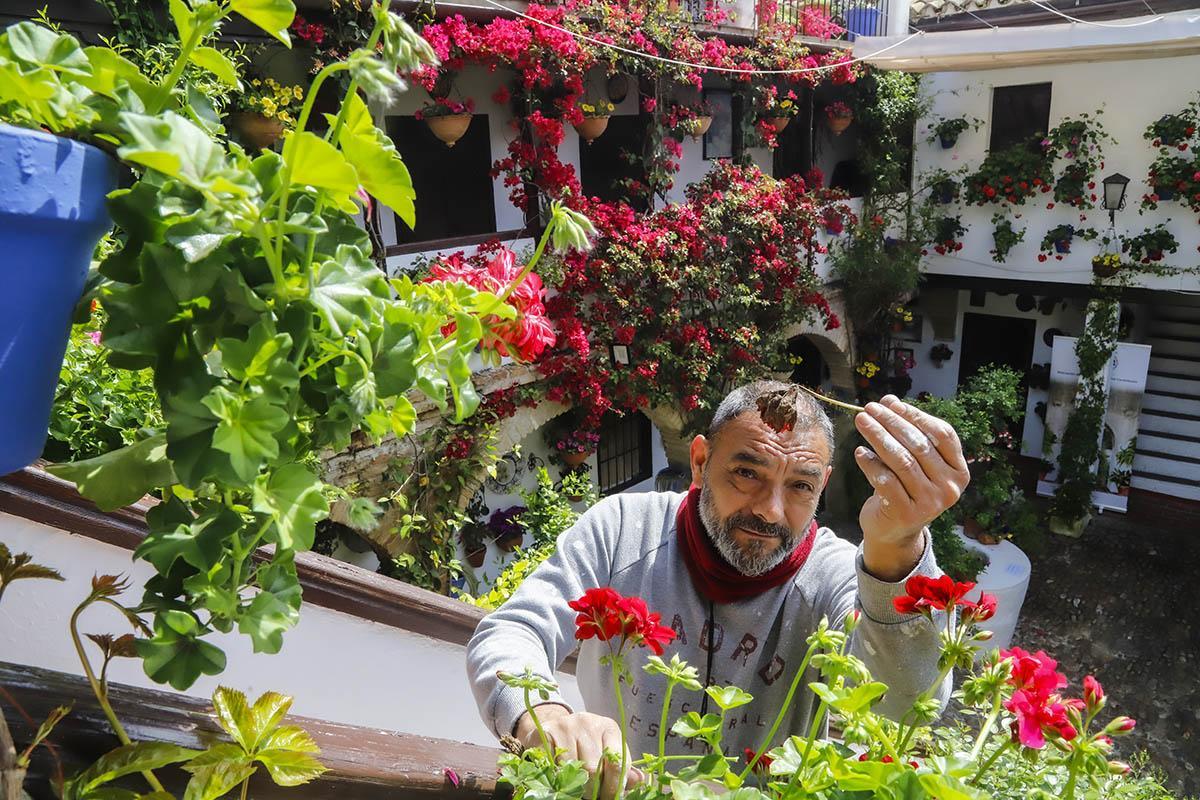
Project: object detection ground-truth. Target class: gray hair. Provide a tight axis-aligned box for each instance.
[708,380,836,463]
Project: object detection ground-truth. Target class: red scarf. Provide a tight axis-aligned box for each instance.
[675,485,818,605]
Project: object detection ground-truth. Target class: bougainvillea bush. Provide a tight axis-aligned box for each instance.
[499,583,1156,800]
[537,162,848,433]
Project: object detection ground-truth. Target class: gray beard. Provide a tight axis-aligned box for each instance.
[697,474,803,577]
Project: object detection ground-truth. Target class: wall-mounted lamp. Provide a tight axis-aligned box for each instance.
[1102,172,1130,226]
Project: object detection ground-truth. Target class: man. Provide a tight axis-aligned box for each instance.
[466,382,970,797]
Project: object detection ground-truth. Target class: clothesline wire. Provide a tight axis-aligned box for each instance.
[1024,0,1165,27]
[477,0,923,76]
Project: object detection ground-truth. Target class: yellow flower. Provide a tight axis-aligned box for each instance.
[267,77,278,88]
[293,86,304,100]
[251,78,261,86]
[261,97,277,116]
[278,110,293,124]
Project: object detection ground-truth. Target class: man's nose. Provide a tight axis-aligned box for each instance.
[751,484,787,526]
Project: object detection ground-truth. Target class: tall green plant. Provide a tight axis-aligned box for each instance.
[0,1,594,690]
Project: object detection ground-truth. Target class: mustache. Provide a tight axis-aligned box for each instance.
[725,513,791,539]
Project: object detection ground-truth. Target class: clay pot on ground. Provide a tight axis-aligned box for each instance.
[574,116,610,144]
[426,113,473,147]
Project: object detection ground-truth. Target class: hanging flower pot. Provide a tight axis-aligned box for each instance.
[1054,237,1072,254]
[465,546,487,568]
[426,113,472,147]
[690,115,713,139]
[229,111,285,149]
[574,115,610,144]
[766,116,790,133]
[562,450,592,468]
[0,124,117,475]
[1156,186,1176,201]
[607,72,630,103]
[825,101,853,136]
[1092,253,1121,278]
[938,132,958,149]
[856,375,871,389]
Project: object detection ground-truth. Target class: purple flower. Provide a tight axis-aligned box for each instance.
[488,506,526,540]
[87,331,102,345]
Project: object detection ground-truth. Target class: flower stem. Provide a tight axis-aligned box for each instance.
[1063,752,1081,800]
[969,738,1013,786]
[495,216,556,308]
[796,383,865,415]
[738,640,820,781]
[968,696,1004,763]
[522,687,553,756]
[799,699,829,769]
[612,659,630,800]
[69,599,166,794]
[657,680,676,774]
[239,775,251,800]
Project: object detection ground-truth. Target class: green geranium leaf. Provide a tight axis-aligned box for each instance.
[832,682,888,715]
[136,505,238,574]
[5,22,91,75]
[447,350,480,422]
[190,46,239,87]
[66,743,199,800]
[344,496,383,532]
[118,111,244,195]
[251,464,328,551]
[137,616,227,691]
[47,434,175,511]
[310,248,387,337]
[677,753,730,783]
[202,386,288,483]
[238,557,302,653]
[671,712,723,740]
[669,780,719,800]
[704,685,753,712]
[334,94,416,228]
[218,323,298,399]
[82,47,155,105]
[230,0,295,45]
[388,395,416,438]
[374,325,417,397]
[282,131,359,198]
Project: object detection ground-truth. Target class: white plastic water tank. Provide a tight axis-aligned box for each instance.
[954,527,1032,651]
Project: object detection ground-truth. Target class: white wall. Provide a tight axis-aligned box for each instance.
[0,512,584,746]
[915,54,1200,292]
[904,289,1086,457]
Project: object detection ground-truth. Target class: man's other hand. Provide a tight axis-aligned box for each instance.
[515,706,644,800]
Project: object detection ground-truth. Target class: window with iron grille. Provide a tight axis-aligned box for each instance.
[596,412,653,495]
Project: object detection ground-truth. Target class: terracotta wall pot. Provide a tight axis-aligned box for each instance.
[465,547,487,568]
[496,532,524,552]
[828,115,852,135]
[574,116,610,144]
[230,112,284,149]
[766,116,790,133]
[426,113,473,147]
[561,450,592,468]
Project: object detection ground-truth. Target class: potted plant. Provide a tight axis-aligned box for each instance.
[461,520,489,568]
[1144,104,1198,148]
[1114,438,1136,496]
[824,101,853,135]
[888,304,913,333]
[990,213,1025,262]
[573,100,615,143]
[929,342,953,367]
[1092,251,1122,278]
[1122,223,1179,264]
[228,77,303,149]
[417,97,476,147]
[932,177,958,205]
[821,206,846,236]
[1038,224,1097,262]
[559,468,593,503]
[676,98,713,139]
[489,505,527,552]
[928,115,976,149]
[932,216,966,255]
[761,87,800,133]
[553,429,600,468]
[854,360,878,389]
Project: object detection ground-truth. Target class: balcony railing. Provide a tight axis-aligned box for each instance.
[761,0,893,38]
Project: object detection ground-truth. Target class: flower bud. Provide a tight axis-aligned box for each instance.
[1083,675,1106,711]
[843,608,861,634]
[973,629,994,642]
[1108,760,1132,775]
[1105,716,1137,735]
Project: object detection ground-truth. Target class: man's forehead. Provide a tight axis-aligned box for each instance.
[714,412,829,470]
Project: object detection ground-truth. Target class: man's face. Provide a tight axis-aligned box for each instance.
[690,411,833,576]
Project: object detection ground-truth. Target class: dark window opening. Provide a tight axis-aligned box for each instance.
[773,88,813,181]
[387,115,496,245]
[989,83,1052,153]
[597,412,653,495]
[580,114,650,210]
[787,335,830,388]
[958,312,1036,431]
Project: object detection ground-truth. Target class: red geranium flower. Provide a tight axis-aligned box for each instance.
[568,588,676,655]
[893,574,975,616]
[960,592,998,623]
[1006,688,1077,749]
[744,748,773,773]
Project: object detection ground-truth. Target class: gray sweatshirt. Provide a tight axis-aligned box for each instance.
[466,490,950,757]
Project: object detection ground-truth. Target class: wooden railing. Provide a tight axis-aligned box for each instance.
[0,662,505,800]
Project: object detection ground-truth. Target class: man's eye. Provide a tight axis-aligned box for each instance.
[792,482,813,492]
[735,468,757,480]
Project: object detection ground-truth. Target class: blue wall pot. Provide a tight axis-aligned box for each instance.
[845,7,881,40]
[0,123,117,475]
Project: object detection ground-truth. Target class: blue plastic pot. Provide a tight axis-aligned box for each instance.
[845,7,881,40]
[0,123,117,476]
[1156,187,1176,201]
[939,132,958,149]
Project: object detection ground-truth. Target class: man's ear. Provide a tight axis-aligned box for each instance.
[820,464,833,492]
[689,435,710,489]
